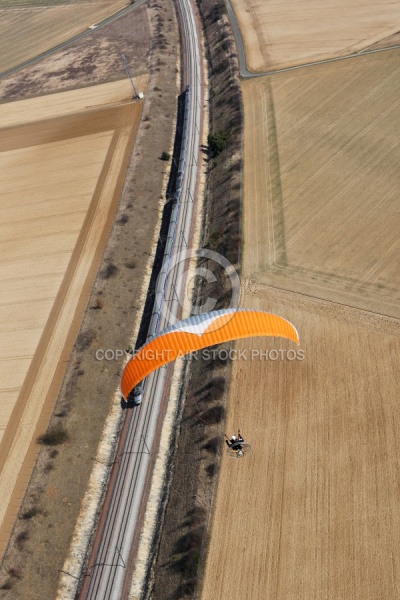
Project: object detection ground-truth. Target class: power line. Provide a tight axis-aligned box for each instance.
[121,53,139,99]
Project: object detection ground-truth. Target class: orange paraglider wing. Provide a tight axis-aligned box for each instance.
[120,309,299,399]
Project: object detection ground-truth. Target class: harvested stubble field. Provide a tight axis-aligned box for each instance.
[242,50,400,320]
[201,50,400,600]
[0,0,126,74]
[0,76,147,127]
[230,0,400,71]
[0,80,143,557]
[202,287,400,599]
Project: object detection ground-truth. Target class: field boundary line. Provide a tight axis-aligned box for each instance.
[0,0,147,79]
[225,0,400,78]
[0,102,142,561]
[245,279,400,335]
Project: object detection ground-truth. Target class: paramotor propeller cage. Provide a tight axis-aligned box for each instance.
[226,442,252,459]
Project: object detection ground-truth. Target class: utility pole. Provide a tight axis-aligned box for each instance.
[121,53,139,99]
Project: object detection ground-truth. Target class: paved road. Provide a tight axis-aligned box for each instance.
[225,0,400,79]
[0,0,147,80]
[79,0,202,598]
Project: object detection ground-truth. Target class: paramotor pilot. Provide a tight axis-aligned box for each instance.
[225,430,244,449]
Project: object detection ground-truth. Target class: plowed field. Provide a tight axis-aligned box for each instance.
[0,81,142,555]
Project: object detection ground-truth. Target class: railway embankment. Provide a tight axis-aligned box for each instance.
[146,0,244,597]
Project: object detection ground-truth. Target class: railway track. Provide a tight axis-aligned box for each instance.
[78,0,202,597]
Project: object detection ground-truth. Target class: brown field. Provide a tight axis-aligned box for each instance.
[0,76,147,127]
[230,0,400,71]
[201,52,400,600]
[0,0,126,74]
[241,51,400,320]
[202,288,400,599]
[0,81,142,554]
